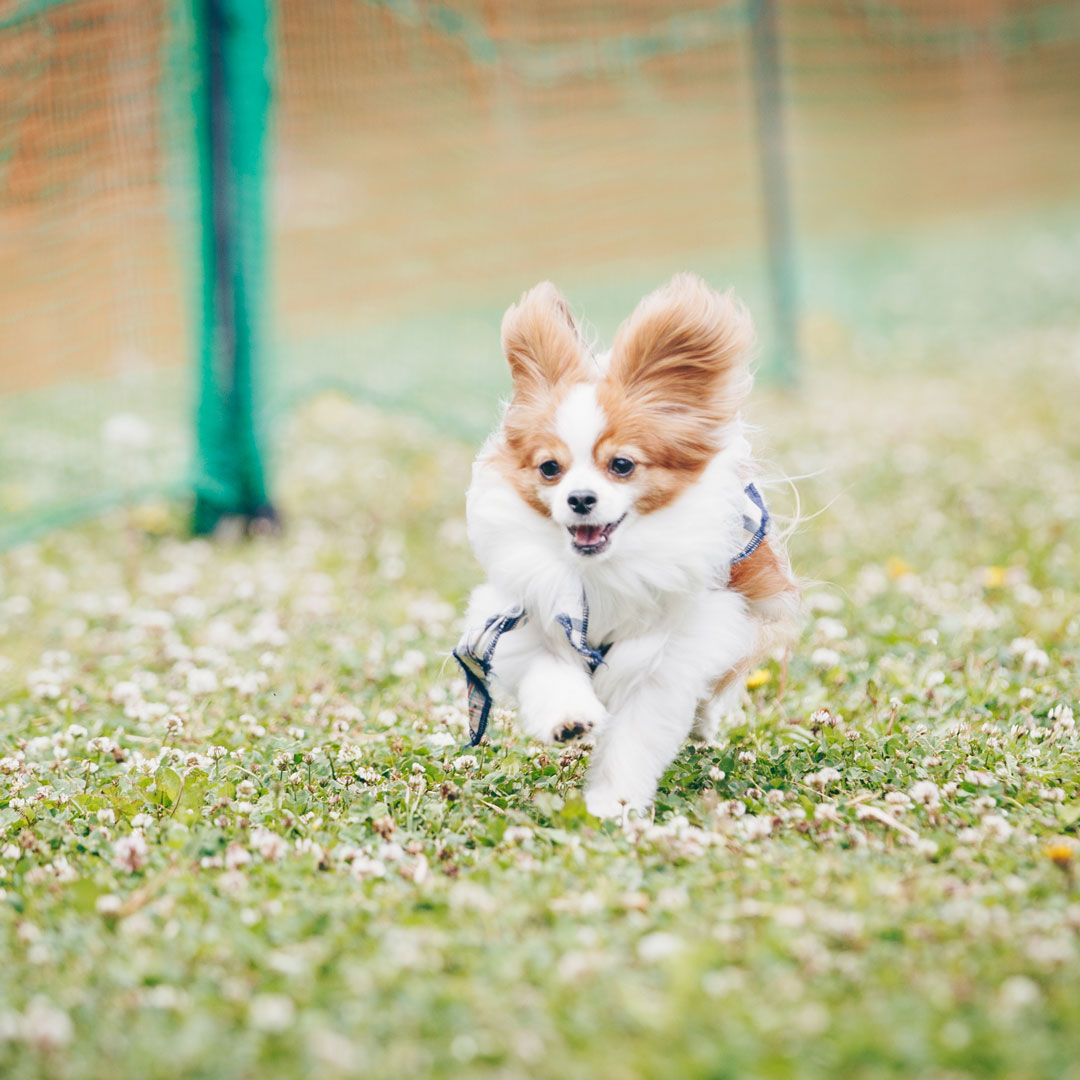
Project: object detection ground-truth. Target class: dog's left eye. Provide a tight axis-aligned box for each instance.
[609,457,636,477]
[538,460,562,479]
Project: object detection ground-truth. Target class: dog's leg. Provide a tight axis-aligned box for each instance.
[516,653,607,743]
[585,591,755,818]
[469,585,607,743]
[691,662,749,743]
[583,673,700,818]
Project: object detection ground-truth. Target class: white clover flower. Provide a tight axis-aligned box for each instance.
[225,844,253,870]
[378,842,405,863]
[811,647,840,668]
[112,831,149,873]
[110,680,142,703]
[95,894,123,916]
[1049,703,1075,730]
[251,828,287,862]
[28,672,62,700]
[1026,934,1076,967]
[295,839,324,863]
[981,814,1013,841]
[401,853,428,884]
[814,617,847,641]
[1023,648,1050,673]
[102,412,151,451]
[637,932,684,962]
[805,766,841,791]
[21,997,74,1051]
[736,814,775,842]
[248,993,296,1032]
[224,672,266,696]
[249,611,288,647]
[350,856,387,880]
[186,668,219,696]
[997,975,1041,1012]
[452,754,478,773]
[391,649,427,678]
[909,780,941,808]
[96,808,116,826]
[132,753,161,777]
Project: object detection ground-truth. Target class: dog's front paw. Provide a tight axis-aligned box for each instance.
[584,781,650,820]
[519,682,607,745]
[542,694,608,744]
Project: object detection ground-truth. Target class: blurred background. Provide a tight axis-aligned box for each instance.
[1,0,1078,546]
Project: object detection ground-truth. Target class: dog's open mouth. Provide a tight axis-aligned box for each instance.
[568,515,625,556]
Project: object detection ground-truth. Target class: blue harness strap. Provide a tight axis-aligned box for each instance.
[553,590,610,672]
[731,482,769,564]
[453,483,768,745]
[452,607,527,745]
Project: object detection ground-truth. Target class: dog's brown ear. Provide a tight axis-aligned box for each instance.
[501,282,586,392]
[608,273,753,425]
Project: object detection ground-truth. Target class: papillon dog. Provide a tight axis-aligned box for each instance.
[454,274,799,818]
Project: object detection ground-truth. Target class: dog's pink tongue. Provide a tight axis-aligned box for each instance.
[575,525,603,545]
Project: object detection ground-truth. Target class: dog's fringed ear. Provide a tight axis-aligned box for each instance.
[608,273,753,424]
[501,282,586,391]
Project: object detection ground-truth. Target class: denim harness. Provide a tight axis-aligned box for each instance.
[453,483,769,745]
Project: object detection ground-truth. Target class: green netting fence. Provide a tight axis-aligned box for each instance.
[1,0,1079,546]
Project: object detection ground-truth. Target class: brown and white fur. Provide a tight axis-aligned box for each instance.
[462,275,798,818]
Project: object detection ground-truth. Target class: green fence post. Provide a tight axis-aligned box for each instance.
[192,0,277,535]
[748,0,799,384]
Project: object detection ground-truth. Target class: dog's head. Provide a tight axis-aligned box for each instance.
[492,275,753,560]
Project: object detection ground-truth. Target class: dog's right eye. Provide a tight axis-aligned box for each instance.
[538,460,561,479]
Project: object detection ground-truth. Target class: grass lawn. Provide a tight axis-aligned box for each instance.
[1,326,1079,1079]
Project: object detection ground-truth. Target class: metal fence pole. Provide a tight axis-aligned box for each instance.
[192,0,276,535]
[748,0,799,384]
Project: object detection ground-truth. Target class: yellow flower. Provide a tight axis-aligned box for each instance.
[746,668,772,690]
[981,566,1007,588]
[885,556,912,580]
[1045,841,1075,868]
[131,501,173,535]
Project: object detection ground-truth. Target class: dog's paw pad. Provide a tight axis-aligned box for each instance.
[553,718,591,742]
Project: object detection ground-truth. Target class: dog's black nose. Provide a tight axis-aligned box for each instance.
[567,490,597,515]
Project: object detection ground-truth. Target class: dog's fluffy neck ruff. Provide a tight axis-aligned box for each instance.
[467,417,752,645]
